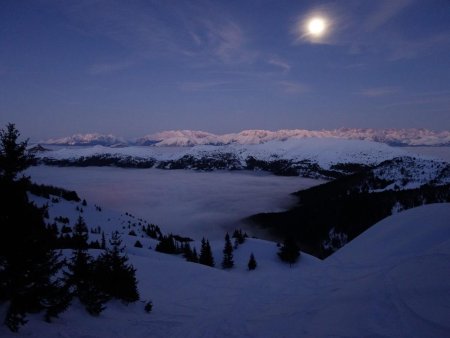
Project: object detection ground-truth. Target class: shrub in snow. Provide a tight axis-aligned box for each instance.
[248,253,257,270]
[278,238,300,267]
[144,301,153,313]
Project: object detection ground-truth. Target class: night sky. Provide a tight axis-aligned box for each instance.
[1,0,449,140]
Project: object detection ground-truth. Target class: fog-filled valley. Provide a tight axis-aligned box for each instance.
[27,166,323,241]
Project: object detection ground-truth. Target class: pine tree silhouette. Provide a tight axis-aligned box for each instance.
[248,253,257,270]
[101,232,106,249]
[96,231,139,303]
[199,238,215,267]
[221,233,234,269]
[191,247,199,263]
[66,247,107,316]
[0,124,69,331]
[72,215,89,249]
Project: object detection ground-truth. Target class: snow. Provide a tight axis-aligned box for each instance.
[44,133,126,146]
[2,198,449,337]
[36,137,408,170]
[372,156,450,190]
[42,128,450,147]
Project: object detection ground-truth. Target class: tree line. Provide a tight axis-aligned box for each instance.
[0,124,140,332]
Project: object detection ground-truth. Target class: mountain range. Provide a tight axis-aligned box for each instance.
[42,128,450,147]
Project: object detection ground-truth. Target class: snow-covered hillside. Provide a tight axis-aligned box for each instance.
[34,138,450,184]
[36,138,409,176]
[42,128,450,147]
[2,184,449,337]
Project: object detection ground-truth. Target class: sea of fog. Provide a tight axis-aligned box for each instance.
[27,166,323,241]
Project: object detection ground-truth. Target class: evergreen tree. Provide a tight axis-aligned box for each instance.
[278,238,300,267]
[96,231,139,303]
[232,229,247,245]
[0,123,34,182]
[182,242,193,261]
[221,233,234,269]
[65,233,108,317]
[199,238,215,267]
[72,215,89,249]
[248,253,257,270]
[0,124,69,331]
[101,232,106,249]
[155,235,177,254]
[190,247,199,263]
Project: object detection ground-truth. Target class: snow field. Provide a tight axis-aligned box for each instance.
[3,185,449,337]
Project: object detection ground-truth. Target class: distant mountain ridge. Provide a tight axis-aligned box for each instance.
[42,128,450,147]
[43,133,127,147]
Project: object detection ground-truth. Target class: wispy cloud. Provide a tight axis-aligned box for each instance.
[267,58,291,73]
[387,32,450,61]
[278,81,310,94]
[59,1,258,70]
[198,20,257,64]
[364,0,415,31]
[179,81,230,92]
[360,87,401,97]
[88,60,136,75]
[381,90,450,108]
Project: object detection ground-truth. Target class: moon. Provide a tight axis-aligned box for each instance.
[307,17,327,36]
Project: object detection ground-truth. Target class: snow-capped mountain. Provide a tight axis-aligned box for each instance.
[43,133,127,147]
[136,130,220,146]
[136,128,450,146]
[42,128,450,147]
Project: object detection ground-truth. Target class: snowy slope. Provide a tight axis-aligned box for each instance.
[37,137,408,169]
[1,180,449,338]
[43,128,450,147]
[373,156,450,189]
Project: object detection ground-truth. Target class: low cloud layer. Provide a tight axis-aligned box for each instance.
[28,167,321,241]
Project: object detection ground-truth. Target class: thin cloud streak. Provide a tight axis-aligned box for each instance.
[364,0,415,32]
[268,58,291,73]
[88,60,136,75]
[179,81,230,92]
[360,87,401,97]
[278,81,310,94]
[59,1,257,67]
[381,91,450,109]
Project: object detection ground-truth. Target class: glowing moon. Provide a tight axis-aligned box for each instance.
[307,17,326,36]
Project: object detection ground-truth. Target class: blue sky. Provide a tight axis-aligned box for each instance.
[1,0,449,140]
